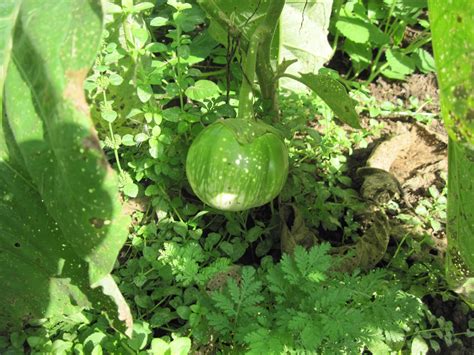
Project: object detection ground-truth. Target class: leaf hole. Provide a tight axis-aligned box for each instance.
[14,242,20,248]
[90,217,105,228]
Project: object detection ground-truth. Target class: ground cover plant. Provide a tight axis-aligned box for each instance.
[330,0,435,82]
[0,0,473,354]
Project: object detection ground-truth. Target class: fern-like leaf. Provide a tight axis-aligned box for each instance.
[211,292,236,318]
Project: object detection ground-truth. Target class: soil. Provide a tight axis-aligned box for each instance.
[350,73,446,206]
[348,118,447,207]
[369,73,439,113]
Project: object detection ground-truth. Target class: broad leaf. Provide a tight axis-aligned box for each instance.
[277,0,333,91]
[411,336,429,355]
[0,0,132,332]
[335,16,389,45]
[185,80,220,101]
[445,140,474,304]
[429,0,474,304]
[197,0,271,49]
[294,73,361,128]
[343,40,372,73]
[412,48,436,73]
[429,1,474,147]
[384,48,416,76]
[0,0,21,102]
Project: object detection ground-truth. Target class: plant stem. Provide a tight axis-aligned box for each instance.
[197,68,227,78]
[330,0,343,56]
[367,46,386,84]
[257,38,280,121]
[330,32,340,57]
[238,30,262,121]
[255,0,285,122]
[387,233,409,268]
[279,73,302,84]
[196,0,240,42]
[102,91,124,175]
[383,0,398,34]
[365,1,398,84]
[239,0,285,121]
[176,22,184,110]
[367,61,389,83]
[108,122,124,175]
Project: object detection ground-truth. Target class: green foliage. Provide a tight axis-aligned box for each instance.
[293,72,361,128]
[199,0,361,128]
[333,0,434,82]
[280,91,381,233]
[0,0,131,332]
[0,311,191,354]
[2,0,472,353]
[86,0,227,201]
[429,0,474,147]
[197,0,275,50]
[198,244,423,353]
[355,89,438,125]
[0,0,20,97]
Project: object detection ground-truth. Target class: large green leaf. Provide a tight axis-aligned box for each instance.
[429,0,474,304]
[445,140,474,304]
[0,0,132,332]
[335,16,389,45]
[278,0,334,91]
[198,0,335,92]
[0,0,21,102]
[293,73,361,128]
[197,0,271,49]
[429,0,474,148]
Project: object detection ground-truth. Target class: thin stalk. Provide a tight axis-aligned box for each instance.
[330,0,343,56]
[366,1,397,83]
[331,32,340,57]
[279,72,303,83]
[402,34,432,54]
[158,185,184,222]
[387,233,409,268]
[108,122,123,174]
[176,23,184,110]
[120,342,137,355]
[196,68,227,78]
[367,61,390,83]
[383,0,398,34]
[102,91,124,175]
[121,15,134,59]
[196,0,240,44]
[366,48,386,83]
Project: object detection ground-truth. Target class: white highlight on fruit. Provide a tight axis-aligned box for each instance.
[211,192,238,209]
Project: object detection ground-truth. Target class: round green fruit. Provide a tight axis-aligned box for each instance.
[186,119,289,211]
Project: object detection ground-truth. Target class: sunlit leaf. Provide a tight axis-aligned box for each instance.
[185,80,220,101]
[0,0,131,333]
[429,0,474,304]
[295,73,361,128]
